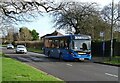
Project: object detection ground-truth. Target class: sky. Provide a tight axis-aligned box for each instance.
[16,13,55,37]
[16,0,120,37]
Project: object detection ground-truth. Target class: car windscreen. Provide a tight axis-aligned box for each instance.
[17,46,25,48]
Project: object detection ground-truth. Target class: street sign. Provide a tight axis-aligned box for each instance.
[100,32,104,37]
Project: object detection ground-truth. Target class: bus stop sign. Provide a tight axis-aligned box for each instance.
[100,32,104,37]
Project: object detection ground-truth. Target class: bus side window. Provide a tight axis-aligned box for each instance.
[45,39,51,48]
[64,41,68,49]
[60,43,64,48]
[59,40,64,48]
[52,43,55,48]
[55,40,59,48]
[48,40,52,48]
[56,41,60,48]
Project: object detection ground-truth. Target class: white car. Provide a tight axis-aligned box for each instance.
[7,44,14,49]
[16,45,27,54]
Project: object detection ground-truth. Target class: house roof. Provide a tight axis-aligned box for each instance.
[41,30,63,39]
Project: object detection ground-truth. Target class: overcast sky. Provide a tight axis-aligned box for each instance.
[16,0,120,37]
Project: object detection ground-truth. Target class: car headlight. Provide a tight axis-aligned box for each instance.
[16,49,20,51]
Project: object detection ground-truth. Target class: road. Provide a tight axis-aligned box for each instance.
[2,47,119,81]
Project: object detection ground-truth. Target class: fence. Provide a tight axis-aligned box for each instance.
[91,40,120,57]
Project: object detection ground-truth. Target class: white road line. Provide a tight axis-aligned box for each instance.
[66,64,72,66]
[105,73,118,78]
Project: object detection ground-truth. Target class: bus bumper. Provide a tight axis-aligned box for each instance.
[73,55,92,61]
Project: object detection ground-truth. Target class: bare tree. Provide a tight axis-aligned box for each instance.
[101,3,120,42]
[101,3,120,30]
[52,1,99,34]
[0,0,62,22]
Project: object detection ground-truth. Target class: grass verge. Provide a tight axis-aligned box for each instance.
[2,56,63,82]
[0,53,1,56]
[27,48,43,54]
[104,56,120,65]
[1,44,7,47]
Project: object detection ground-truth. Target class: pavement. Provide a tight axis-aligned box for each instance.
[92,57,105,62]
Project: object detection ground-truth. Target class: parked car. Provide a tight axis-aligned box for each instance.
[16,45,27,54]
[7,44,14,49]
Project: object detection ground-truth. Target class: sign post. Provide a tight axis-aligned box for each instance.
[110,0,114,61]
[100,32,105,59]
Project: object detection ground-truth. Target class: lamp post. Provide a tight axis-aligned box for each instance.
[110,0,114,60]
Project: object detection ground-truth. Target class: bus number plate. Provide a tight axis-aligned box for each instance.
[79,58,84,60]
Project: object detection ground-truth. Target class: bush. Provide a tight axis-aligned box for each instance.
[14,41,44,49]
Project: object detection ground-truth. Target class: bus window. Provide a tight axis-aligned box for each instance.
[59,40,69,49]
[54,40,59,48]
[60,40,64,48]
[72,40,91,51]
[64,41,69,49]
[44,39,52,48]
[49,40,52,48]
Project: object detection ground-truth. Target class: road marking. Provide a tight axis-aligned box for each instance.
[66,64,72,66]
[105,73,118,78]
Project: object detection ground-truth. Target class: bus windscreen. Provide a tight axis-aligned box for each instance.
[72,40,91,52]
